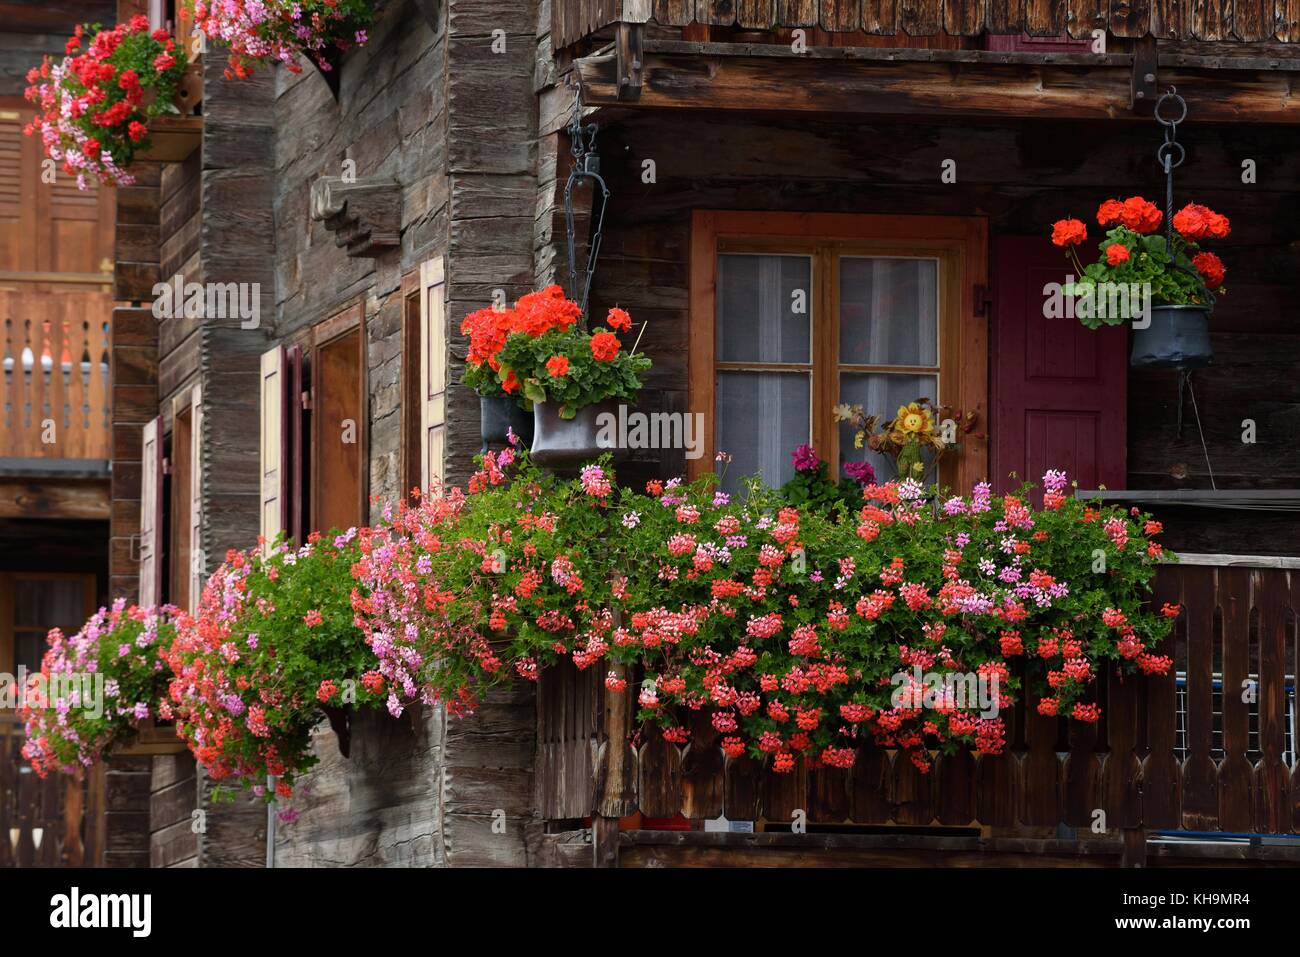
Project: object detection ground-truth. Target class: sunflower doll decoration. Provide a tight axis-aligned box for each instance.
[833,398,976,482]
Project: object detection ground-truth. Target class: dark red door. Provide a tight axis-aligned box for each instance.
[990,235,1128,495]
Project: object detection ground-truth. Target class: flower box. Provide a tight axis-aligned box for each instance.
[137,114,202,163]
[115,717,187,757]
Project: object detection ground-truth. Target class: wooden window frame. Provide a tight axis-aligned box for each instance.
[400,269,423,500]
[308,303,368,533]
[689,210,988,493]
[168,390,195,613]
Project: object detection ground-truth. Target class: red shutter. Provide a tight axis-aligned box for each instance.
[990,235,1128,496]
[188,383,204,611]
[138,415,164,607]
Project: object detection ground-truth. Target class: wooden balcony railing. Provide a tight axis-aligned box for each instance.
[537,560,1300,863]
[1,291,111,461]
[553,0,1300,49]
[0,717,93,867]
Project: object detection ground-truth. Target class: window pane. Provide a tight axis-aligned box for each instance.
[717,254,811,364]
[837,372,938,483]
[716,371,810,495]
[839,257,938,366]
[14,578,85,631]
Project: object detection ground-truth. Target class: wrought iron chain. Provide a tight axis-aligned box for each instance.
[564,86,610,323]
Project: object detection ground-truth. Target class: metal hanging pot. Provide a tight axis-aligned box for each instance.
[1130,304,1212,369]
[530,398,622,468]
[480,395,534,452]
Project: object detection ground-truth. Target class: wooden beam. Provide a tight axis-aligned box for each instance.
[575,43,1300,122]
[0,478,109,520]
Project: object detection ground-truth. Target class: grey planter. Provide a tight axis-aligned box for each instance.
[530,398,622,468]
[480,395,533,452]
[1130,304,1212,369]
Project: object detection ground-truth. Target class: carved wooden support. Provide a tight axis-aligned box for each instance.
[309,176,402,258]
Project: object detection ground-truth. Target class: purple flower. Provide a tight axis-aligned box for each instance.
[1042,469,1068,493]
[223,695,246,717]
[791,444,820,473]
[843,460,876,485]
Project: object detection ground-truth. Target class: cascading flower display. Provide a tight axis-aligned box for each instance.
[21,445,1178,800]
[19,601,178,776]
[162,532,389,799]
[357,443,1176,775]
[185,0,375,79]
[23,18,189,189]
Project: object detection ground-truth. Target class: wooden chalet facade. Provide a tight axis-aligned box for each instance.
[3,0,1300,868]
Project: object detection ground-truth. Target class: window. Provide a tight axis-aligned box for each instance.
[310,306,366,534]
[400,258,446,497]
[0,573,95,676]
[689,211,987,495]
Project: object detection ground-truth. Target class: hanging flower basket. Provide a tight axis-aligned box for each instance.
[480,395,534,452]
[1130,304,1213,369]
[530,397,622,469]
[23,18,190,189]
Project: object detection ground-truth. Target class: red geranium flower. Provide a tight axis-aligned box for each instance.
[545,355,569,377]
[589,331,620,362]
[1051,218,1087,247]
[1105,243,1130,266]
[1096,198,1124,226]
[1192,251,1226,289]
[606,307,632,332]
[1118,196,1162,234]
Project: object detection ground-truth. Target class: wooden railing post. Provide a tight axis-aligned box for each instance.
[592,609,637,867]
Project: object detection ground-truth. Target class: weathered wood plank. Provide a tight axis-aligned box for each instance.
[1181,564,1220,829]
[1217,566,1255,832]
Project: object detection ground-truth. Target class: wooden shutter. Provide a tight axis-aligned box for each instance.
[188,383,204,611]
[138,415,164,607]
[990,236,1127,495]
[260,347,289,549]
[419,257,447,491]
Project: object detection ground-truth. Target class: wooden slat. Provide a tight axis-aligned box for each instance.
[1062,713,1102,827]
[1279,0,1300,41]
[847,740,892,822]
[1253,568,1291,833]
[1141,566,1182,828]
[1021,686,1062,826]
[1110,0,1152,36]
[947,0,988,33]
[807,762,850,822]
[699,0,738,25]
[679,708,724,818]
[862,0,899,31]
[760,754,806,822]
[1024,0,1068,33]
[1217,566,1255,831]
[655,0,696,25]
[777,0,820,26]
[822,0,864,30]
[1235,0,1273,38]
[900,0,944,32]
[138,415,163,607]
[637,727,684,817]
[723,754,761,820]
[1181,564,1220,829]
[1153,0,1188,36]
[735,0,777,26]
[1068,0,1109,37]
[1101,671,1142,828]
[1192,0,1230,38]
[986,0,1025,31]
[892,750,934,824]
[935,748,977,825]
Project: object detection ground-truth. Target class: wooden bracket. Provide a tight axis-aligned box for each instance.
[973,283,994,319]
[1131,36,1158,112]
[616,22,644,103]
[309,176,402,258]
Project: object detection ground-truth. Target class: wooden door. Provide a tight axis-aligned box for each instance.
[990,235,1128,495]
